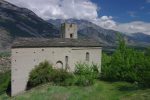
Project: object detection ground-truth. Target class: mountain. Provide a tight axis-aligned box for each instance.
[0,0,59,51]
[48,19,119,45]
[0,0,150,51]
[129,33,150,43]
[48,19,150,47]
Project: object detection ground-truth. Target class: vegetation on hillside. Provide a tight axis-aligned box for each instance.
[101,35,150,87]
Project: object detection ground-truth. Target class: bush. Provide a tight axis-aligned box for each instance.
[51,69,74,85]
[28,61,53,87]
[28,61,100,88]
[27,61,74,88]
[73,63,99,86]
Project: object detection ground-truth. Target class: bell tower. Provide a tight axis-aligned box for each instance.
[61,23,78,39]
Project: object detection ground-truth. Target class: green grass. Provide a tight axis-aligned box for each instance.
[0,81,150,100]
[0,71,10,95]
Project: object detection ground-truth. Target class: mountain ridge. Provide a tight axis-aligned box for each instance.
[48,19,150,46]
[0,0,59,51]
[0,0,150,51]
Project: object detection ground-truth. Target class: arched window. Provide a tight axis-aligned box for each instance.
[56,61,63,69]
[86,52,90,62]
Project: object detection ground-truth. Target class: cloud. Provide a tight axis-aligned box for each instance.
[92,18,150,35]
[5,0,150,35]
[92,16,117,29]
[127,11,137,17]
[115,21,150,35]
[146,0,150,3]
[6,0,116,30]
[140,6,145,10]
[6,0,98,20]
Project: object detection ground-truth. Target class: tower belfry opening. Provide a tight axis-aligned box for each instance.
[61,23,78,39]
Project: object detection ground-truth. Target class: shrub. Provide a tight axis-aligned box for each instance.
[51,69,74,85]
[73,63,99,86]
[27,61,74,88]
[28,61,100,88]
[28,61,53,87]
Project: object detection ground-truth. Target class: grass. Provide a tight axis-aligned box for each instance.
[0,81,150,100]
[0,71,10,95]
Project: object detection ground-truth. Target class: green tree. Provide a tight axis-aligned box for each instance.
[101,33,150,87]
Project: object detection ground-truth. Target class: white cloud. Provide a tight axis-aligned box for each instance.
[92,16,117,29]
[6,0,116,29]
[5,0,150,35]
[93,18,150,35]
[6,0,98,20]
[146,0,150,3]
[115,21,150,35]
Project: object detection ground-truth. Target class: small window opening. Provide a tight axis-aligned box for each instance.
[70,24,72,27]
[70,34,73,38]
[86,52,90,62]
[65,56,69,70]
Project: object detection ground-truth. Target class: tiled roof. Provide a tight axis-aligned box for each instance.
[12,38,102,48]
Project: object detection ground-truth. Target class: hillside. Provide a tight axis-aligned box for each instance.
[0,0,59,51]
[0,81,150,100]
[129,32,150,43]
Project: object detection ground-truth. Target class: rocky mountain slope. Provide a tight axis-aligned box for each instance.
[0,0,59,51]
[129,32,150,43]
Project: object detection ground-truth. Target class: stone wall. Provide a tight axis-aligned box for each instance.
[11,47,101,96]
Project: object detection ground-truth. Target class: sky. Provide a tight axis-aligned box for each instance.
[6,0,150,35]
[94,0,150,23]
